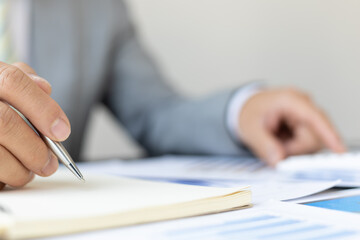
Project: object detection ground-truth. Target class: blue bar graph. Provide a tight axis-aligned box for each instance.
[165,213,358,240]
[305,195,360,213]
[259,225,328,239]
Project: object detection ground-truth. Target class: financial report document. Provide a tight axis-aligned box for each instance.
[51,154,360,240]
[278,152,360,187]
[50,200,360,240]
[77,155,338,203]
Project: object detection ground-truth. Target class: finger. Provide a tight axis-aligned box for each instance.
[0,62,70,141]
[283,125,323,155]
[0,102,58,176]
[0,182,4,190]
[284,98,346,154]
[11,62,37,74]
[12,62,52,95]
[316,108,346,151]
[246,125,286,166]
[0,145,35,188]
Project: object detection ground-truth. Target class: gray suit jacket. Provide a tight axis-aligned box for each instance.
[29,0,248,161]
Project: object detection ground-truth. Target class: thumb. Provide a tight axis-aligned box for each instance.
[247,127,286,166]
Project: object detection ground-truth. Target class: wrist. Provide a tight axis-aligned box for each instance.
[227,82,264,143]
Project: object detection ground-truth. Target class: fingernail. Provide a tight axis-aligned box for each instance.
[41,152,58,176]
[51,118,71,140]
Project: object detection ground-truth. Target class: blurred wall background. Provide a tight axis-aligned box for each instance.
[82,0,360,160]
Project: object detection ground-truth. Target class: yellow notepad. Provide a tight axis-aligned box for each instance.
[0,169,251,239]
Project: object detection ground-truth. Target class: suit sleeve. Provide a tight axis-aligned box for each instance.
[103,9,252,157]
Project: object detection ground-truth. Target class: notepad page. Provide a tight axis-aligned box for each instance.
[0,169,248,222]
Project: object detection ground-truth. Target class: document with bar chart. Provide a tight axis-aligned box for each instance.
[52,200,360,240]
[78,155,339,203]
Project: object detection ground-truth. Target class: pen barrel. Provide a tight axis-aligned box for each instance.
[9,104,84,180]
[41,136,74,167]
[42,136,84,180]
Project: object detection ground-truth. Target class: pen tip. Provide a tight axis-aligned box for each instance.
[68,163,85,182]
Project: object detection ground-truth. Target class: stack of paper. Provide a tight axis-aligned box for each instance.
[78,156,339,203]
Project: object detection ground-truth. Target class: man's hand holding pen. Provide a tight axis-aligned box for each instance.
[0,62,71,189]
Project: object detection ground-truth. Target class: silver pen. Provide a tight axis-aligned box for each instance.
[10,105,85,181]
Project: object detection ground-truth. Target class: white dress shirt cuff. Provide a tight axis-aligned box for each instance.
[226,82,264,144]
